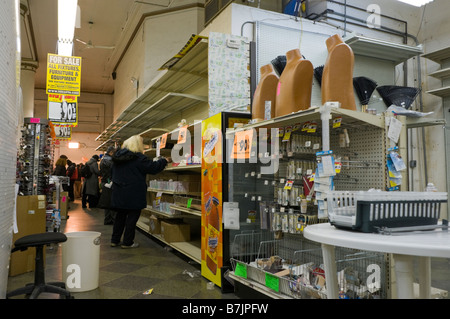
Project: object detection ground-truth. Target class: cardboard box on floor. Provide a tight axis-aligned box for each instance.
[9,195,47,276]
[52,191,68,219]
[160,220,190,243]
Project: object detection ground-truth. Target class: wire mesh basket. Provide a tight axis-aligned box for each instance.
[230,232,388,299]
[326,191,448,233]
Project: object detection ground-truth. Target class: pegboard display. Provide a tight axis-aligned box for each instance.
[225,107,390,298]
[0,0,21,298]
[330,124,387,191]
[17,118,53,196]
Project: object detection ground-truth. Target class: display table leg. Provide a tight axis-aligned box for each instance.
[418,256,431,299]
[321,243,339,299]
[393,254,414,299]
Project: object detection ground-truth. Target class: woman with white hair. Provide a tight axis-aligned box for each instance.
[110,135,171,248]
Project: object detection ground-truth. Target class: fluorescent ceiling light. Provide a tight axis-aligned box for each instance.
[68,142,79,149]
[396,0,433,7]
[57,0,78,56]
[58,42,73,57]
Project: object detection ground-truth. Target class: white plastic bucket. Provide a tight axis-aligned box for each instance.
[62,231,101,292]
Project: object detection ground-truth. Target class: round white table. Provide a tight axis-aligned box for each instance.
[303,223,450,299]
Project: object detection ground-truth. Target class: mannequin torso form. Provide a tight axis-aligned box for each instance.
[275,49,314,117]
[252,64,279,121]
[321,34,357,110]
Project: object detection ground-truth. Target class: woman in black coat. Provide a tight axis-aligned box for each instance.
[53,157,67,176]
[110,135,170,248]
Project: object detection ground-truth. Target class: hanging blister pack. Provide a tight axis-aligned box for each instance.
[388,146,406,171]
[387,157,402,188]
[315,150,336,218]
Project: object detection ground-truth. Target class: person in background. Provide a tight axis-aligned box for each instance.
[74,163,83,199]
[52,157,67,176]
[110,135,170,248]
[83,155,101,209]
[66,160,77,202]
[100,146,117,225]
[81,163,88,207]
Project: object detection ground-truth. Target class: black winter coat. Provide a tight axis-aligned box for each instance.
[110,148,168,210]
[53,165,66,176]
[100,153,113,184]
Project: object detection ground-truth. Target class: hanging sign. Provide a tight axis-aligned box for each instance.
[46,53,82,96]
[47,94,78,126]
[54,125,72,140]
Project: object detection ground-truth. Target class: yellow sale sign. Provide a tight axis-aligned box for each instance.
[46,53,82,96]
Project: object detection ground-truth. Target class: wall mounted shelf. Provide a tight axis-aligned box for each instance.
[96,39,209,150]
[344,34,423,64]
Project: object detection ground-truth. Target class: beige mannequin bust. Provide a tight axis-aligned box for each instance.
[252,64,279,121]
[275,49,313,117]
[321,34,357,110]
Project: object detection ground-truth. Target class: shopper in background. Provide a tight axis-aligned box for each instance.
[100,146,117,225]
[80,163,88,207]
[82,155,101,209]
[74,163,83,199]
[66,160,77,202]
[52,157,67,176]
[110,135,170,248]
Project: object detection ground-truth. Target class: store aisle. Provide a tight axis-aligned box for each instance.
[7,200,239,299]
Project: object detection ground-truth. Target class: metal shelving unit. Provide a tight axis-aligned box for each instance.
[225,104,395,299]
[138,121,203,264]
[95,39,209,150]
[343,33,423,64]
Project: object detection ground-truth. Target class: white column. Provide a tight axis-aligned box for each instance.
[20,63,38,118]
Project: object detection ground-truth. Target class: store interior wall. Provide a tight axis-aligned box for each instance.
[0,0,21,299]
[113,5,205,121]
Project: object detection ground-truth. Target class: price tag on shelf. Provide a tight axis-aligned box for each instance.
[282,126,292,142]
[302,121,310,131]
[284,180,294,190]
[265,273,280,292]
[160,133,168,149]
[307,122,317,133]
[231,129,253,159]
[235,262,247,279]
[333,117,342,128]
[277,127,284,137]
[177,125,188,144]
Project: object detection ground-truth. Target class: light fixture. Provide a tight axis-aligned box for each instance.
[57,0,79,56]
[68,142,80,149]
[396,0,433,7]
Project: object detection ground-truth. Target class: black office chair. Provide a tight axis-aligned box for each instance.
[7,232,73,299]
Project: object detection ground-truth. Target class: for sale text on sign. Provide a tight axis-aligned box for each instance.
[46,53,82,96]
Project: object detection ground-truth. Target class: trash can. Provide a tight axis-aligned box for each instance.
[62,231,101,292]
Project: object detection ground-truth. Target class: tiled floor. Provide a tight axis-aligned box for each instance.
[7,200,239,299]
